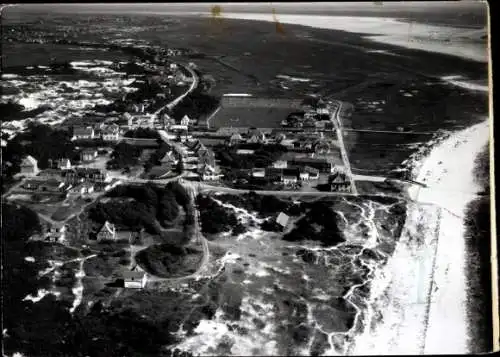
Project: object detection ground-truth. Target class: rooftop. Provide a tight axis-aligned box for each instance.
[123,270,145,281]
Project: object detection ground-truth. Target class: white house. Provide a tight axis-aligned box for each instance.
[299,172,310,181]
[316,107,330,115]
[72,127,95,141]
[276,212,290,230]
[96,221,117,241]
[180,115,191,127]
[20,155,39,176]
[101,124,121,141]
[123,271,146,289]
[47,223,67,242]
[272,160,288,169]
[80,183,95,195]
[57,158,72,170]
[251,168,266,178]
[236,149,255,155]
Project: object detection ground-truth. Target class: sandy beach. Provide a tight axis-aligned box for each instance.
[351,119,490,355]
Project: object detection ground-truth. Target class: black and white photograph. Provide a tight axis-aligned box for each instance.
[1,2,496,356]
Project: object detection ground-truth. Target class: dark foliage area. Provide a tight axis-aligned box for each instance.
[90,183,182,233]
[126,78,164,101]
[135,244,202,278]
[158,190,180,226]
[144,142,171,172]
[1,123,78,189]
[171,90,220,121]
[166,181,191,208]
[106,142,142,170]
[0,101,51,122]
[123,127,161,140]
[196,194,238,235]
[214,143,287,169]
[283,201,344,246]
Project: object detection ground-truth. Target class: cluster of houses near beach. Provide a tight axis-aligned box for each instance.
[18,155,120,197]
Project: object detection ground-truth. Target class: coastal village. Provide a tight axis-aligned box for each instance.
[2,28,394,297]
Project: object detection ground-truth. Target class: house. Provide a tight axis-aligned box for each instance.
[299,171,309,180]
[288,157,333,173]
[228,133,243,146]
[304,166,320,180]
[39,179,67,193]
[329,172,351,192]
[236,149,255,155]
[20,155,39,176]
[21,179,43,191]
[313,139,332,154]
[272,160,288,169]
[282,174,298,185]
[180,115,191,127]
[80,149,98,162]
[48,158,71,170]
[247,128,266,144]
[198,148,216,168]
[58,158,72,170]
[133,103,145,113]
[316,102,330,115]
[80,183,95,195]
[199,164,221,181]
[96,221,117,241]
[251,168,266,178]
[123,271,146,289]
[160,150,178,165]
[162,114,176,129]
[101,124,121,141]
[38,168,64,180]
[169,124,189,133]
[276,212,290,230]
[22,178,66,193]
[63,168,109,185]
[72,126,95,141]
[46,223,67,242]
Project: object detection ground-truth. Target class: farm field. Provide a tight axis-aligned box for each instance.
[208,106,296,129]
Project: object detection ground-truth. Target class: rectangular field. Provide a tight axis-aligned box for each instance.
[208,106,296,129]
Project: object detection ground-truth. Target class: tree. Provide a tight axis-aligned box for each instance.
[157,191,180,226]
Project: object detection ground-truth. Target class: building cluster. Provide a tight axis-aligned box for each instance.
[72,123,122,142]
[281,97,337,129]
[185,139,221,181]
[19,155,120,197]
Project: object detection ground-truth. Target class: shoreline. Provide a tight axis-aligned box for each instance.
[351,119,490,354]
[209,13,487,63]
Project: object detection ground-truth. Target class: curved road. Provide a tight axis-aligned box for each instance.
[153,62,199,117]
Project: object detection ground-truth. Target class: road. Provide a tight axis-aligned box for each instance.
[154,62,199,117]
[332,101,359,195]
[157,130,189,158]
[343,128,437,135]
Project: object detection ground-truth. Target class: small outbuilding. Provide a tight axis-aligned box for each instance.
[276,212,290,230]
[123,271,146,289]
